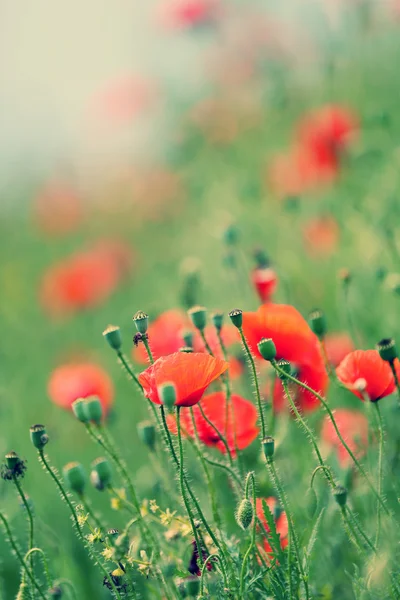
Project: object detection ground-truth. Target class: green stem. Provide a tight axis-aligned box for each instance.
[199,554,227,595]
[13,477,34,582]
[38,450,83,538]
[201,454,243,492]
[239,328,267,439]
[198,404,233,465]
[116,350,142,391]
[142,337,154,364]
[53,579,78,600]
[0,512,46,600]
[23,548,52,588]
[389,361,400,403]
[239,473,257,598]
[200,329,214,356]
[79,493,104,533]
[374,402,384,548]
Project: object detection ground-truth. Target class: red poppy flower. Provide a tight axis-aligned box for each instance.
[303,216,339,257]
[159,0,220,29]
[33,181,83,237]
[91,75,154,126]
[321,409,368,467]
[138,352,228,407]
[48,363,114,415]
[324,333,354,367]
[251,267,278,304]
[133,310,189,364]
[336,350,395,401]
[242,303,322,366]
[168,392,259,456]
[271,361,328,414]
[256,497,288,555]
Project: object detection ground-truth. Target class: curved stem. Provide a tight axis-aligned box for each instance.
[374,402,384,548]
[116,350,142,391]
[199,554,227,595]
[239,328,266,439]
[239,473,257,598]
[198,404,233,465]
[23,548,52,588]
[53,579,78,600]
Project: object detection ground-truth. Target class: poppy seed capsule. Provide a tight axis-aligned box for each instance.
[258,338,277,362]
[83,397,103,425]
[30,425,49,450]
[5,451,19,470]
[376,338,398,363]
[223,224,239,246]
[185,577,200,598]
[276,359,291,380]
[133,311,149,334]
[181,329,194,348]
[309,309,327,339]
[72,398,89,423]
[137,421,156,451]
[188,306,207,331]
[333,485,347,507]
[91,457,112,489]
[102,325,122,351]
[179,346,194,353]
[63,462,86,495]
[236,498,254,530]
[229,308,243,329]
[211,311,224,332]
[253,248,270,268]
[48,586,63,599]
[262,436,275,459]
[158,382,177,409]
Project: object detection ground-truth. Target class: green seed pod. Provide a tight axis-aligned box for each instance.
[305,487,318,520]
[276,359,291,380]
[258,338,277,362]
[30,425,49,450]
[253,248,270,268]
[5,451,19,470]
[71,398,89,423]
[223,224,239,246]
[83,397,103,425]
[262,436,275,459]
[102,325,122,351]
[185,577,200,598]
[211,311,224,332]
[376,338,398,363]
[187,306,207,331]
[333,485,347,507]
[236,498,254,530]
[228,309,243,329]
[179,346,194,353]
[309,309,327,339]
[158,382,177,409]
[48,586,63,599]
[181,329,194,348]
[63,462,86,495]
[133,311,149,334]
[91,457,112,489]
[137,421,156,451]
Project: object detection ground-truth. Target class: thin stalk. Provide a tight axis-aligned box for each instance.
[374,402,384,548]
[238,328,267,439]
[198,404,233,465]
[142,337,154,364]
[116,350,142,392]
[13,477,34,582]
[199,554,228,595]
[389,362,400,403]
[23,548,52,588]
[239,473,257,598]
[78,493,104,533]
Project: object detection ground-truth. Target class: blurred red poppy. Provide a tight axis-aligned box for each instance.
[138,352,228,407]
[272,362,328,414]
[133,310,189,364]
[251,267,278,304]
[159,0,220,29]
[91,75,154,126]
[321,409,368,467]
[168,392,259,456]
[303,215,339,257]
[336,350,395,401]
[48,363,114,415]
[33,181,83,236]
[256,497,288,555]
[324,333,354,367]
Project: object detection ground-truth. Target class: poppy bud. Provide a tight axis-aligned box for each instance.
[252,267,277,303]
[91,457,112,490]
[179,346,194,353]
[276,359,291,380]
[102,325,122,351]
[63,462,86,495]
[181,329,194,348]
[333,485,347,507]
[223,224,239,246]
[253,248,270,268]
[133,311,149,334]
[229,309,243,329]
[48,586,62,599]
[71,399,89,423]
[5,451,19,470]
[185,577,200,598]
[309,309,327,339]
[158,382,177,409]
[187,306,207,331]
[83,397,103,425]
[137,421,156,451]
[258,338,277,362]
[305,487,318,520]
[211,311,224,332]
[376,338,398,363]
[262,436,275,459]
[111,567,125,587]
[30,425,49,450]
[236,498,254,530]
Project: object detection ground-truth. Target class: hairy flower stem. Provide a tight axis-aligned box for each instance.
[238,328,267,439]
[239,473,257,598]
[116,350,142,392]
[78,493,104,533]
[198,404,233,464]
[0,512,46,600]
[13,476,34,590]
[24,549,52,588]
[38,450,83,538]
[273,362,390,517]
[374,402,384,548]
[199,554,228,595]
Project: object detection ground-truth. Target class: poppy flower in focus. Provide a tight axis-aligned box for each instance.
[193,325,243,379]
[321,409,368,467]
[159,0,220,30]
[133,310,189,363]
[336,350,395,401]
[324,333,354,367]
[303,215,339,257]
[271,361,328,414]
[48,363,114,415]
[168,392,259,456]
[138,352,228,407]
[251,267,278,304]
[242,303,322,366]
[33,181,83,237]
[256,497,288,555]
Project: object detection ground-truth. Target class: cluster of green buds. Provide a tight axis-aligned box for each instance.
[72,397,103,425]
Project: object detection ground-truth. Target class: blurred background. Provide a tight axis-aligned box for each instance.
[2,0,400,597]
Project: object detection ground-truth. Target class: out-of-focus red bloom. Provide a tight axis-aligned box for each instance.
[324,333,354,367]
[251,267,278,304]
[48,362,114,415]
[242,303,322,366]
[138,352,228,407]
[336,350,395,401]
[133,310,189,363]
[89,239,135,280]
[91,75,154,126]
[33,181,83,236]
[321,409,368,467]
[303,215,339,257]
[159,0,220,29]
[272,362,328,414]
[168,392,258,456]
[193,325,243,379]
[256,497,288,555]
